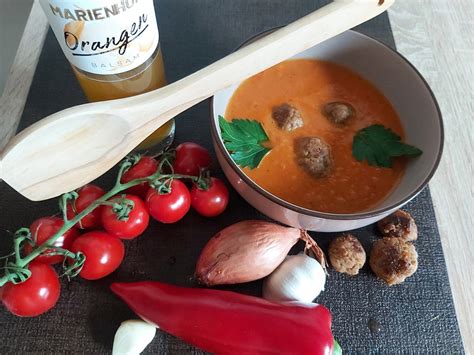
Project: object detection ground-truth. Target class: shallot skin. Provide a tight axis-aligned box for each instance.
[195,220,301,286]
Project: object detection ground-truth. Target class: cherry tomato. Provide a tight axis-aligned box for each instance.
[1,262,60,317]
[66,184,105,229]
[121,156,158,198]
[24,217,79,264]
[191,177,229,217]
[173,142,212,176]
[146,180,191,223]
[101,194,149,239]
[70,231,125,280]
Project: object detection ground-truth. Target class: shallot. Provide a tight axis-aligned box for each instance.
[195,220,326,286]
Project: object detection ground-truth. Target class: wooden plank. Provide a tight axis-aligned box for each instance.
[0,1,48,150]
[388,0,473,351]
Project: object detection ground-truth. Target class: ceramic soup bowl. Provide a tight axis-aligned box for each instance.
[210,30,443,232]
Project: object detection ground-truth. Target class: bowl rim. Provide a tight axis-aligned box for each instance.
[209,29,444,220]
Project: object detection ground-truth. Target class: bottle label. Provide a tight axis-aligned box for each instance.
[39,0,159,75]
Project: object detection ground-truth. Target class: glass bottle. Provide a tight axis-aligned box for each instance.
[39,0,174,153]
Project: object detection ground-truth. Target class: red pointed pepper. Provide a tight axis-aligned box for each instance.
[111,281,335,354]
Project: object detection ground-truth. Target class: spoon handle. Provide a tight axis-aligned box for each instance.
[120,0,394,132]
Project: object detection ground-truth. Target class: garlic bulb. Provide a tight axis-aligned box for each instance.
[263,253,326,303]
[112,319,156,355]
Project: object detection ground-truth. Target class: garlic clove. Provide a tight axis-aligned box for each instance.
[112,319,156,355]
[263,254,326,303]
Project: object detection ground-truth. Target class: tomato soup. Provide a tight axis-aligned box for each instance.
[225,59,405,214]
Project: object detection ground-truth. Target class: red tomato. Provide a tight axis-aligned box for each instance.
[66,184,105,229]
[70,231,125,280]
[24,217,79,264]
[146,180,191,223]
[1,262,60,317]
[173,142,212,176]
[121,156,158,198]
[101,194,149,239]
[191,177,229,217]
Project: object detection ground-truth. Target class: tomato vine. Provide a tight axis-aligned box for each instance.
[0,152,206,287]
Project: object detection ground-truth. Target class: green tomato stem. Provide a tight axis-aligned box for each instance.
[14,236,24,266]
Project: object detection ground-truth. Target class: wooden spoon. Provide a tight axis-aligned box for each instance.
[0,0,394,201]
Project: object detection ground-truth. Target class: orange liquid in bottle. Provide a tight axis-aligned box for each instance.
[72,47,174,152]
[39,0,172,152]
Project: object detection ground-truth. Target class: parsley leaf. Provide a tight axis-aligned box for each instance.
[352,124,422,168]
[219,116,271,169]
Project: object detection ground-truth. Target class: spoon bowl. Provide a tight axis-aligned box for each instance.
[1,109,132,198]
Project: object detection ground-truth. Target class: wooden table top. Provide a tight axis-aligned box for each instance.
[0,0,471,352]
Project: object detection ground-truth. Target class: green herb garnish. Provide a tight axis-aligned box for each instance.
[352,124,422,168]
[219,115,271,169]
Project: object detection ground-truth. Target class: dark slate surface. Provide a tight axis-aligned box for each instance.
[0,0,464,353]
